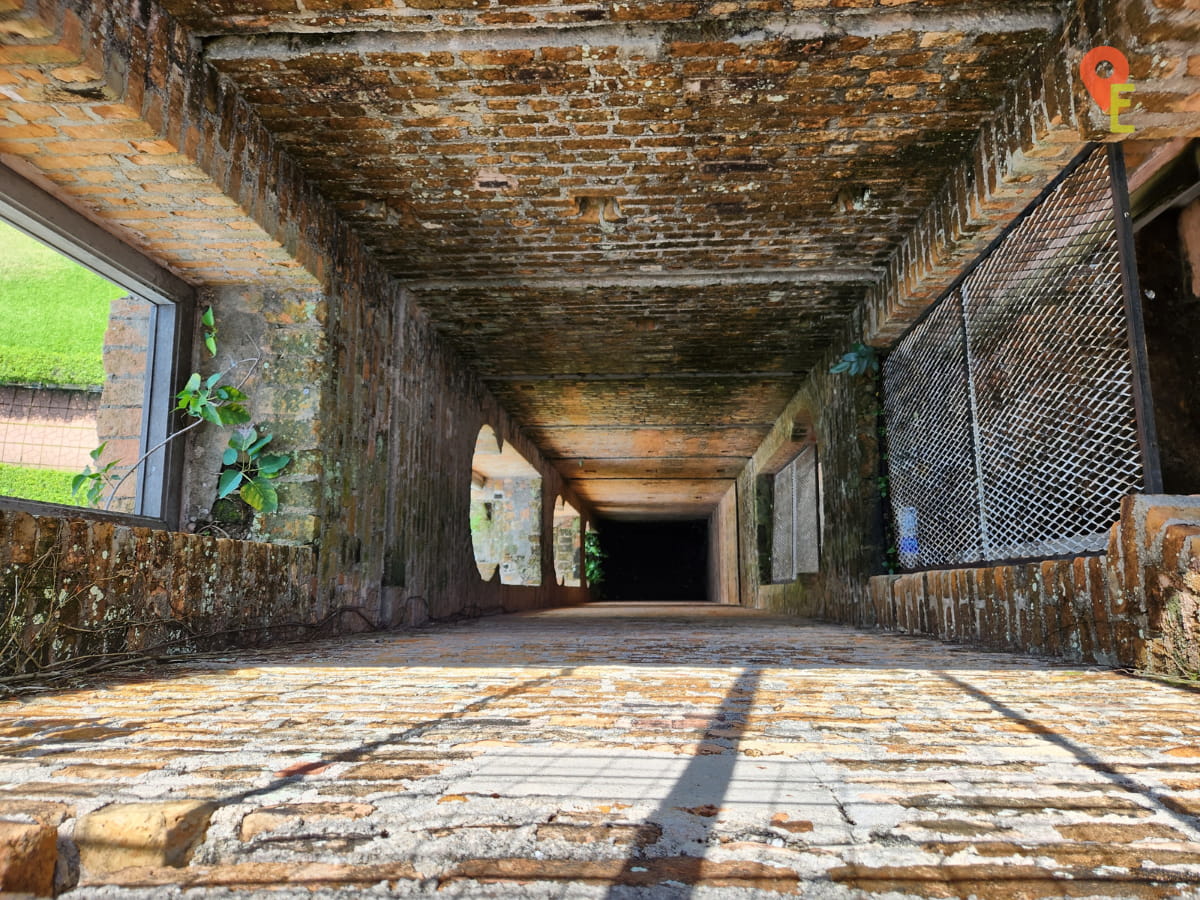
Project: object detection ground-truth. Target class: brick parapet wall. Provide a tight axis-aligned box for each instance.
[868,494,1200,678]
[0,507,319,676]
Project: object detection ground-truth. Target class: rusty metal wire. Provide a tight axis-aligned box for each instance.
[883,149,1144,569]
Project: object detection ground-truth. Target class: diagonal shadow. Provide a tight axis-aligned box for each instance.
[939,672,1200,836]
[216,666,577,808]
[604,666,762,899]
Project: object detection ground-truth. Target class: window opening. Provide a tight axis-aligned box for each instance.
[469,425,542,586]
[0,172,190,522]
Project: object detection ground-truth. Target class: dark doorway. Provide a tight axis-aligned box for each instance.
[1136,208,1200,494]
[595,519,709,603]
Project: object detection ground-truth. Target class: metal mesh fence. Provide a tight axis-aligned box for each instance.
[883,148,1145,569]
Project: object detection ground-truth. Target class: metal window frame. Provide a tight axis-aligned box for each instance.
[881,144,1160,572]
[0,163,195,529]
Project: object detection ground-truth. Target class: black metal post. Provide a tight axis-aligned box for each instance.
[1108,143,1164,494]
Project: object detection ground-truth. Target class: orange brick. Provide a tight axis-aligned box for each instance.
[61,122,155,140]
[40,139,131,155]
[26,153,113,169]
[0,123,58,139]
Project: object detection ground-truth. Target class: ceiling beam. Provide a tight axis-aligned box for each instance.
[203,7,1061,57]
[401,268,880,292]
[482,372,807,381]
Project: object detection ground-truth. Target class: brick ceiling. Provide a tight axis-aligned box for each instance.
[174,0,1062,519]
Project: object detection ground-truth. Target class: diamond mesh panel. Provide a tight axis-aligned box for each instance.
[883,291,983,568]
[964,150,1141,559]
[882,148,1144,569]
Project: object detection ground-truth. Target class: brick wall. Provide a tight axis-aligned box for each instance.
[707,486,738,605]
[375,290,592,625]
[94,294,151,514]
[0,0,594,651]
[738,317,885,622]
[0,507,318,676]
[869,495,1200,678]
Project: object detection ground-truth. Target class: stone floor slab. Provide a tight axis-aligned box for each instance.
[2,602,1199,898]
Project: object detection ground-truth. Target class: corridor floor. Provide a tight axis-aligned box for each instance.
[3,602,1200,898]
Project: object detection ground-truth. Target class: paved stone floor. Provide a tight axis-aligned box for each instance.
[3,602,1200,898]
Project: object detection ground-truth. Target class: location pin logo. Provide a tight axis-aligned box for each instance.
[1080,46,1130,112]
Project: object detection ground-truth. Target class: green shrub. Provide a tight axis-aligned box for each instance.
[0,463,84,506]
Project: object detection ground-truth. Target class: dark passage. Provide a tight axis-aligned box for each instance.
[1137,208,1200,494]
[595,519,709,603]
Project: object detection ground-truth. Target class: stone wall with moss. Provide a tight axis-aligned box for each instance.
[181,285,328,545]
[0,508,318,679]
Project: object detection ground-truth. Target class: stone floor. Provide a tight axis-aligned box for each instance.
[2,602,1200,898]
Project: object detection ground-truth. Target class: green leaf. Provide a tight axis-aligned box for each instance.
[181,372,201,395]
[248,433,273,455]
[217,468,244,499]
[256,453,290,476]
[199,404,225,426]
[204,372,222,389]
[71,473,88,495]
[229,427,257,451]
[201,307,215,328]
[241,477,278,513]
[222,447,238,466]
[216,386,247,403]
[217,404,251,426]
[204,334,217,357]
[89,441,107,461]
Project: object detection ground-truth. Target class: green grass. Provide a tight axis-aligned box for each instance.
[0,220,126,388]
[0,463,85,506]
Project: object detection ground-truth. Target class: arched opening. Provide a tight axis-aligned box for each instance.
[552,496,581,587]
[469,425,542,586]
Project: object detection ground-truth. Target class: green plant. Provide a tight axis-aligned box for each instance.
[72,443,121,507]
[583,529,606,595]
[830,342,879,377]
[74,307,288,514]
[201,305,218,358]
[217,426,290,514]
